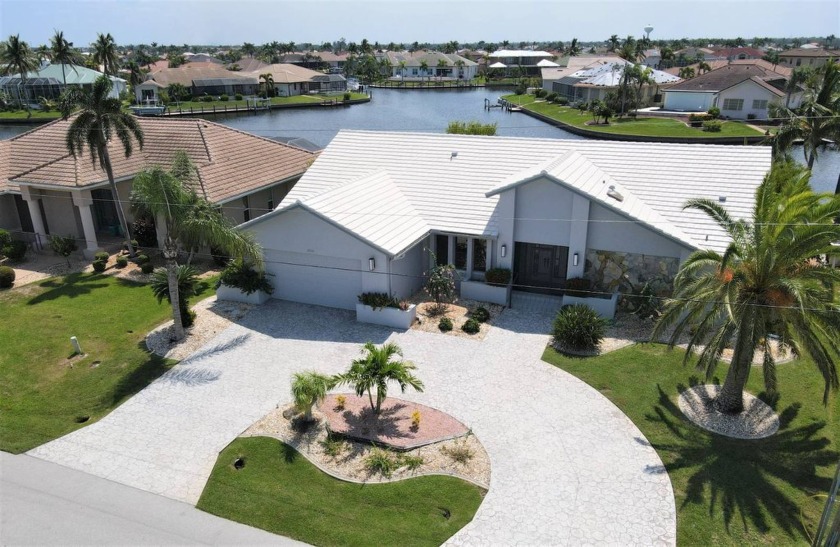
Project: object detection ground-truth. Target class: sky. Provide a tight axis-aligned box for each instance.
[1,0,838,47]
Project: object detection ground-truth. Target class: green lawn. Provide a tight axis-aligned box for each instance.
[542,343,838,545]
[0,110,62,120]
[502,94,765,139]
[0,271,217,453]
[197,436,485,546]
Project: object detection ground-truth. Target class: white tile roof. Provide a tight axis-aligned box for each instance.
[284,170,429,255]
[281,131,772,254]
[569,61,680,86]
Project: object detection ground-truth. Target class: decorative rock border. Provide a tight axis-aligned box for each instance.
[678,384,780,439]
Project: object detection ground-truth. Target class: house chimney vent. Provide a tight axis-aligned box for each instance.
[606,185,624,202]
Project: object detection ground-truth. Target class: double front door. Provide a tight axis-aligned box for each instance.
[514,242,569,293]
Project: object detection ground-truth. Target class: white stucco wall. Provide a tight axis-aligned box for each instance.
[0,195,21,231]
[39,189,83,239]
[586,203,691,258]
[389,237,428,299]
[514,179,574,246]
[663,91,715,111]
[715,80,784,120]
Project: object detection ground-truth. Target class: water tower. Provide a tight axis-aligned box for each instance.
[644,24,654,40]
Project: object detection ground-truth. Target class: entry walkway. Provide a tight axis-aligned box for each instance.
[29,300,676,545]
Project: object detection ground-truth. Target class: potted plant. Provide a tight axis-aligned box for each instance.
[355,292,416,329]
[460,267,511,306]
[217,258,273,304]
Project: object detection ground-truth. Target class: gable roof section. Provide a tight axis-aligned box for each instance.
[253,63,327,84]
[0,140,13,195]
[284,131,770,254]
[147,62,257,87]
[4,117,316,203]
[487,151,696,249]
[666,64,788,92]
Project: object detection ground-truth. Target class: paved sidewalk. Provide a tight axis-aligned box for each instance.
[29,300,676,545]
[0,452,301,546]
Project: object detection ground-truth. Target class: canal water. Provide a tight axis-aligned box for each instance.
[0,87,836,192]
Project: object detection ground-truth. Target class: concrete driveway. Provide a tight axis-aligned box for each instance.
[30,300,676,545]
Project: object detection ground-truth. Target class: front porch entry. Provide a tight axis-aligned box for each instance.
[513,242,569,294]
[91,188,124,237]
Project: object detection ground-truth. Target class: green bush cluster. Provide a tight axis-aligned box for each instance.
[220,94,230,102]
[0,229,11,249]
[545,92,558,102]
[343,92,351,101]
[702,120,723,132]
[0,265,15,288]
[234,93,243,101]
[554,95,569,105]
[92,259,107,272]
[552,304,607,353]
[136,254,150,265]
[94,251,109,262]
[220,258,274,295]
[115,256,128,268]
[534,88,547,98]
[471,307,490,323]
[2,239,27,262]
[140,262,154,274]
[438,317,453,332]
[363,447,426,478]
[484,267,511,285]
[461,318,480,334]
[202,95,214,102]
[707,106,720,118]
[357,292,404,310]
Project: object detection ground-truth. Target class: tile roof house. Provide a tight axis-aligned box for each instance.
[139,62,259,101]
[0,117,317,257]
[663,63,799,118]
[382,51,478,81]
[240,131,770,312]
[251,63,346,96]
[778,47,840,68]
[0,63,127,103]
[549,60,680,105]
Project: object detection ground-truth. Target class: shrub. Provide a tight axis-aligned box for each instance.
[151,265,199,328]
[0,265,15,288]
[472,306,490,323]
[514,84,527,96]
[131,216,157,248]
[136,254,150,265]
[554,95,569,105]
[343,92,351,101]
[545,92,558,102]
[92,259,107,272]
[398,453,424,470]
[122,239,139,252]
[115,256,128,268]
[707,106,720,119]
[438,317,453,331]
[411,410,421,428]
[564,277,592,298]
[0,229,11,249]
[234,93,243,100]
[552,304,607,353]
[3,240,27,262]
[441,442,474,464]
[220,258,274,295]
[141,262,154,274]
[202,95,214,102]
[462,318,480,334]
[320,435,347,458]
[335,394,346,410]
[364,448,399,478]
[219,94,229,102]
[484,267,511,285]
[702,120,722,132]
[94,251,110,262]
[425,262,456,313]
[534,88,547,98]
[357,292,401,310]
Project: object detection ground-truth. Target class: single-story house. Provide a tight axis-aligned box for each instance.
[488,50,555,75]
[540,56,625,92]
[778,47,840,68]
[551,61,680,104]
[251,63,347,96]
[139,62,259,102]
[710,47,765,61]
[240,131,770,310]
[0,63,126,104]
[383,51,479,81]
[663,63,800,118]
[0,117,317,257]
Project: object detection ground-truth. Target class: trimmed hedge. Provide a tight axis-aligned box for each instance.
[461,318,480,334]
[0,265,15,288]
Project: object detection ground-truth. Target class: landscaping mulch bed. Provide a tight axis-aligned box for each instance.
[678,384,780,439]
[318,394,468,450]
[408,293,502,340]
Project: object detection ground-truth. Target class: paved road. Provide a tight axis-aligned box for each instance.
[29,300,676,545]
[0,452,301,546]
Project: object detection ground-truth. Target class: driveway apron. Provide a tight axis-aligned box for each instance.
[29,300,676,545]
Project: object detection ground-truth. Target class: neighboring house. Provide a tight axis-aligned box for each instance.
[230,56,269,73]
[710,47,765,61]
[140,62,258,100]
[663,58,793,78]
[641,48,661,68]
[778,47,840,68]
[673,47,723,65]
[383,51,478,80]
[240,131,769,310]
[0,63,126,103]
[663,63,799,118]
[540,56,624,91]
[183,53,224,64]
[252,63,346,96]
[0,117,317,257]
[551,61,680,104]
[488,50,555,75]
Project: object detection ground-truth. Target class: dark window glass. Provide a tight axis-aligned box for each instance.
[455,237,468,269]
[435,235,449,266]
[473,239,487,272]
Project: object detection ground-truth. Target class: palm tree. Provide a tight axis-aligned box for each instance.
[454,58,466,80]
[436,58,447,81]
[150,265,199,328]
[333,342,424,414]
[291,371,334,421]
[568,38,581,56]
[259,73,274,97]
[398,60,407,84]
[771,62,840,169]
[49,30,81,87]
[678,66,696,79]
[92,33,120,76]
[241,42,256,57]
[61,75,143,257]
[607,35,620,52]
[697,60,711,74]
[130,153,263,340]
[35,44,50,65]
[420,59,429,84]
[0,34,38,115]
[653,164,840,414]
[124,61,144,87]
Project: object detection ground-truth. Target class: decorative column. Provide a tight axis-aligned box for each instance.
[71,190,101,259]
[18,185,47,246]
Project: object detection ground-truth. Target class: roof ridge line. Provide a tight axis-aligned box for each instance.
[198,118,318,155]
[9,151,75,181]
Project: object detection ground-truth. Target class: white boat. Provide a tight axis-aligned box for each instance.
[130,99,166,116]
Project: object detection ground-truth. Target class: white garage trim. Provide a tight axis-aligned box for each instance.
[264,250,362,310]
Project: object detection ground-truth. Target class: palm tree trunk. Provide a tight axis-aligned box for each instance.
[714,348,753,414]
[165,247,185,341]
[99,140,136,257]
[366,388,375,413]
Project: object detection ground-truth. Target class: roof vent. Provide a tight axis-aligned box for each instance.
[606,185,624,202]
[450,151,458,160]
[718,195,727,202]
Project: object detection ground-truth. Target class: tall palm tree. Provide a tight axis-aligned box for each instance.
[398,60,407,84]
[436,58,447,81]
[124,60,144,87]
[61,75,143,257]
[92,33,120,76]
[130,153,263,340]
[0,34,39,115]
[568,38,581,56]
[771,62,840,169]
[49,30,81,87]
[291,371,334,422]
[35,44,50,65]
[258,73,274,97]
[333,342,424,414]
[607,34,620,52]
[653,164,840,414]
[678,66,696,79]
[420,59,429,84]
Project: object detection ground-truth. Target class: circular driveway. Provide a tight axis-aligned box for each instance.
[30,299,676,545]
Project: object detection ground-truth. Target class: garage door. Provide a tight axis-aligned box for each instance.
[264,250,363,310]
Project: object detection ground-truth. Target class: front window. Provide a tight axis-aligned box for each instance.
[454,237,468,270]
[722,98,743,111]
[473,239,487,272]
[752,99,768,110]
[435,235,449,266]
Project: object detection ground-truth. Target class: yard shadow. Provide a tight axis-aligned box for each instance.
[107,345,174,407]
[26,272,110,305]
[645,384,836,541]
[232,299,392,344]
[180,334,251,364]
[159,367,221,386]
